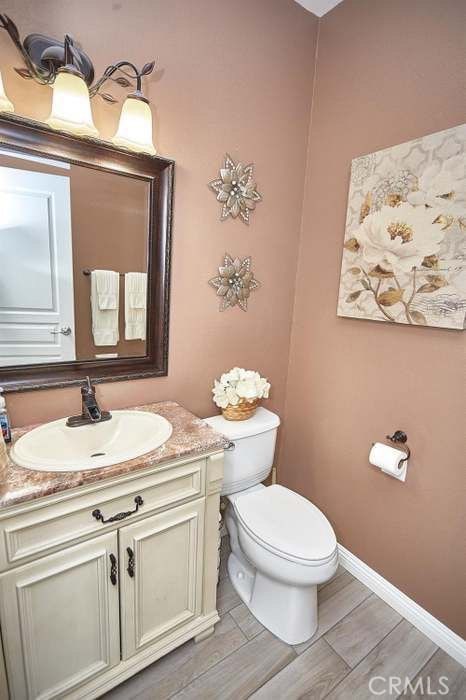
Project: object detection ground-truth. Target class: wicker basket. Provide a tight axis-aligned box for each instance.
[222,398,259,421]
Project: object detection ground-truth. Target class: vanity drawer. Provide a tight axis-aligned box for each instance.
[0,458,205,571]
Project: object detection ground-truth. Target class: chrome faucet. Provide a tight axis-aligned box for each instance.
[66,377,112,427]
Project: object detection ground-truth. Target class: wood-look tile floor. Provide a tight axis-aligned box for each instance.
[104,537,465,699]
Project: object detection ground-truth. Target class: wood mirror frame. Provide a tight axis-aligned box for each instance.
[0,113,174,392]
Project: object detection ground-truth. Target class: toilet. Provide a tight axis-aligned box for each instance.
[205,408,338,645]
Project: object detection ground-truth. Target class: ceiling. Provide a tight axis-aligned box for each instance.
[294,0,343,17]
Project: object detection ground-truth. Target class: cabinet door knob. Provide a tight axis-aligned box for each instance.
[109,553,118,586]
[127,547,135,578]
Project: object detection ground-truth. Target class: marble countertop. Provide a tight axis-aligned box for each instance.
[0,401,228,510]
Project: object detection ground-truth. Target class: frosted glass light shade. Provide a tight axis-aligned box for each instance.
[46,69,98,137]
[112,94,156,155]
[0,69,14,113]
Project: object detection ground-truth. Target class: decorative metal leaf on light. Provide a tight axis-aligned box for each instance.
[209,254,261,311]
[14,66,32,79]
[114,76,131,87]
[99,92,118,103]
[209,154,262,225]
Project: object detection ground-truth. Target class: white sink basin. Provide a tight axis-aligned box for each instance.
[10,410,173,472]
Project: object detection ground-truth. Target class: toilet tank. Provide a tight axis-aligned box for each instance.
[204,408,280,495]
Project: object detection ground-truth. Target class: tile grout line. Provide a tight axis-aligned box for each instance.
[392,645,439,700]
[242,588,377,698]
[321,635,352,670]
[166,611,301,700]
[239,636,351,699]
[323,618,441,700]
[237,579,439,700]
[295,587,374,655]
[165,611,250,700]
[237,639,299,699]
[225,607,249,637]
[227,594,298,656]
[318,567,347,593]
[116,587,442,700]
[321,591,402,662]
[320,619,406,700]
[220,572,373,667]
[322,597,403,673]
[166,566,432,699]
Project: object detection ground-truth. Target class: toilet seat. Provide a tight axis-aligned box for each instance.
[234,484,337,566]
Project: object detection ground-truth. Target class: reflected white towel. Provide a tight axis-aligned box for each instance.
[91,271,119,346]
[94,269,119,309]
[125,272,147,340]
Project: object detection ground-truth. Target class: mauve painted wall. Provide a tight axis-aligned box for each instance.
[2,0,464,637]
[279,0,466,635]
[0,0,318,425]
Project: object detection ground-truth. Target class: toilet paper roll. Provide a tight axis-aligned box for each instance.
[369,442,408,482]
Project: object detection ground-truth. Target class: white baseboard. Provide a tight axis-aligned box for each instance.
[338,544,466,668]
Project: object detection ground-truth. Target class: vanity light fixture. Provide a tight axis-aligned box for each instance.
[46,36,98,137]
[0,68,14,113]
[112,86,156,155]
[0,14,156,152]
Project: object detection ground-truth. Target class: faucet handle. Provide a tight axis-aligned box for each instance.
[82,376,94,395]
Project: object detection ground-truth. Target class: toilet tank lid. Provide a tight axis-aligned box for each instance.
[204,407,280,440]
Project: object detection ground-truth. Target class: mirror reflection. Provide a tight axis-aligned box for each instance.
[0,147,149,367]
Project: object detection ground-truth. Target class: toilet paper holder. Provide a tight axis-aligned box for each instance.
[385,430,410,463]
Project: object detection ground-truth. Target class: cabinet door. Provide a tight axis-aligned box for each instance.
[0,532,120,700]
[119,499,205,659]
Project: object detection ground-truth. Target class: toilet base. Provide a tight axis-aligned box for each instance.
[227,551,318,645]
[227,550,255,605]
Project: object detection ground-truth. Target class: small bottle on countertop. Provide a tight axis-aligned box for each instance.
[0,422,7,471]
[0,387,12,444]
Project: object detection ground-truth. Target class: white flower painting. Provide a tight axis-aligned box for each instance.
[337,124,466,330]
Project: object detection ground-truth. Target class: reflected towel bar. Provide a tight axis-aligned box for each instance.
[82,268,125,276]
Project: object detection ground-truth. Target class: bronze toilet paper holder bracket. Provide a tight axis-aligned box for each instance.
[385,430,410,463]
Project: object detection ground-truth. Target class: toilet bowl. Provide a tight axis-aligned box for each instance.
[205,408,338,645]
[226,484,338,644]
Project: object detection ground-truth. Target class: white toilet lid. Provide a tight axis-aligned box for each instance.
[234,484,337,563]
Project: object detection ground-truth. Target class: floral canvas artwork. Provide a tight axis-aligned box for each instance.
[337,124,466,330]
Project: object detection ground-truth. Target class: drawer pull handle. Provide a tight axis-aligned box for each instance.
[109,553,118,586]
[127,547,135,578]
[92,495,144,524]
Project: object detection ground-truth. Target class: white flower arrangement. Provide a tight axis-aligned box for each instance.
[212,367,271,409]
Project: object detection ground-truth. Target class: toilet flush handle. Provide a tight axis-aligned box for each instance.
[225,441,235,451]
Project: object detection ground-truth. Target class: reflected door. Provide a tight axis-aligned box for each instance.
[0,166,76,365]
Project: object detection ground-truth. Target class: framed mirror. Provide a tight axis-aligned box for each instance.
[0,113,173,392]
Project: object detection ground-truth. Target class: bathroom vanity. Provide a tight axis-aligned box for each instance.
[0,402,226,700]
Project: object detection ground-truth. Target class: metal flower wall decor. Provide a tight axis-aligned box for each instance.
[209,154,262,224]
[209,254,261,311]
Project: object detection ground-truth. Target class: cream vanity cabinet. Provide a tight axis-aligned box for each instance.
[0,451,224,700]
